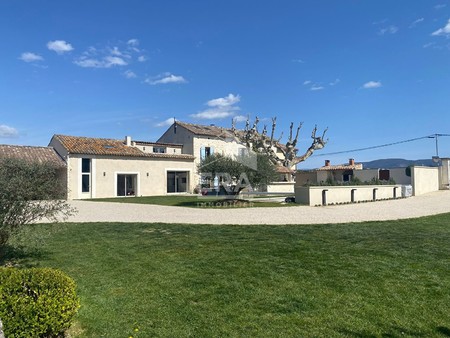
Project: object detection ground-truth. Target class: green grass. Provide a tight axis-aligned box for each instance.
[3,214,450,337]
[89,195,296,208]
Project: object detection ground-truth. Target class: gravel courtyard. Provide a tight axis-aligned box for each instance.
[63,190,450,225]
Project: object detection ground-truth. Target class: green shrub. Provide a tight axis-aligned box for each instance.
[0,267,80,338]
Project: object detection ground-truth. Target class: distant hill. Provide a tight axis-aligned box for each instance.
[361,158,438,169]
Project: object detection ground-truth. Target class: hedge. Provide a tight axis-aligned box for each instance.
[0,267,80,338]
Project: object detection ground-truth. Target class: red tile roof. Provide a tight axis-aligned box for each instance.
[176,121,235,138]
[52,135,194,160]
[0,144,66,167]
[276,166,294,174]
[175,121,287,150]
[316,163,363,171]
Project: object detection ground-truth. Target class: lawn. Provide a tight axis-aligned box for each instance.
[89,194,297,208]
[3,214,450,337]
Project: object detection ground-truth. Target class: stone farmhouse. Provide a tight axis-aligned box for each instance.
[1,120,449,200]
[158,121,295,183]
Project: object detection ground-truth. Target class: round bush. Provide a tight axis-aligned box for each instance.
[0,267,80,338]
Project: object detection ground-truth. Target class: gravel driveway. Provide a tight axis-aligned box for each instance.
[62,190,450,225]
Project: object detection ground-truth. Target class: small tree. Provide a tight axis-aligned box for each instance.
[0,158,75,250]
[198,153,278,193]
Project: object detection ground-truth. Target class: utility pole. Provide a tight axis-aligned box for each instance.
[435,133,439,158]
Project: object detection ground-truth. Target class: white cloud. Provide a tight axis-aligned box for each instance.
[145,73,187,85]
[191,110,235,119]
[233,115,248,122]
[310,85,324,91]
[431,19,450,37]
[19,52,44,62]
[423,42,436,48]
[207,93,240,107]
[127,39,139,46]
[191,93,241,120]
[74,39,143,69]
[47,40,74,54]
[0,124,19,138]
[124,70,137,79]
[303,80,312,85]
[104,56,127,66]
[435,4,447,10]
[156,117,175,127]
[329,78,340,86]
[409,18,424,28]
[292,59,304,63]
[362,81,382,89]
[110,46,131,58]
[74,55,128,68]
[378,25,399,35]
[138,55,147,62]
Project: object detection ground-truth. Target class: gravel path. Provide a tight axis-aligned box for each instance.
[62,190,450,225]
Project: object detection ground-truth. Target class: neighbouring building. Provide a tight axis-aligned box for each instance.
[295,157,450,205]
[0,144,68,196]
[49,135,195,199]
[296,159,413,186]
[157,121,293,184]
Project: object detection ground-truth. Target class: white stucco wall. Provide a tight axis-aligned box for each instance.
[439,159,450,190]
[66,155,195,199]
[295,185,402,206]
[265,182,295,193]
[157,124,194,155]
[411,166,439,196]
[134,144,182,155]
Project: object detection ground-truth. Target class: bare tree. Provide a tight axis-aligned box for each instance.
[231,116,328,168]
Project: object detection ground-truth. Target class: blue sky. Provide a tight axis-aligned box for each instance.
[1,0,450,168]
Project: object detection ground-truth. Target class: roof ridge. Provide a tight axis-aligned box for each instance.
[54,134,123,142]
[0,144,54,149]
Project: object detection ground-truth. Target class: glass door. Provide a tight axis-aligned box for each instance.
[117,174,137,196]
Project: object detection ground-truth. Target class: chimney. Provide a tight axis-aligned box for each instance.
[349,158,355,166]
[125,136,132,146]
[325,160,330,166]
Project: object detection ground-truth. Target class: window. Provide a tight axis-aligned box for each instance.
[117,174,137,196]
[205,147,211,157]
[238,148,248,157]
[379,169,390,181]
[153,147,166,153]
[200,146,214,160]
[167,171,189,193]
[81,158,91,193]
[342,170,353,182]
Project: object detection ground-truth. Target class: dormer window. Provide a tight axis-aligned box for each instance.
[153,147,166,153]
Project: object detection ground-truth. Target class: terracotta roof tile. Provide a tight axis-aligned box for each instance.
[276,166,294,173]
[176,121,286,149]
[176,121,235,138]
[53,135,194,160]
[317,163,363,171]
[0,144,66,167]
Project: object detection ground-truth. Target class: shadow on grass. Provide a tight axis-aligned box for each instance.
[437,327,450,337]
[338,326,429,338]
[0,244,48,267]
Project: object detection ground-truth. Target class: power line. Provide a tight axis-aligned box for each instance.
[313,134,450,157]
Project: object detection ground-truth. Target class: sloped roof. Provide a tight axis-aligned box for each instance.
[276,166,294,174]
[176,121,235,139]
[0,144,66,167]
[316,163,363,171]
[52,135,194,160]
[134,140,183,147]
[175,121,288,150]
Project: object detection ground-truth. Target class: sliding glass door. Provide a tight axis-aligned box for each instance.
[117,174,137,196]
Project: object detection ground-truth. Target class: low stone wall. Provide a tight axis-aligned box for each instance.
[295,185,403,206]
[265,182,295,193]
